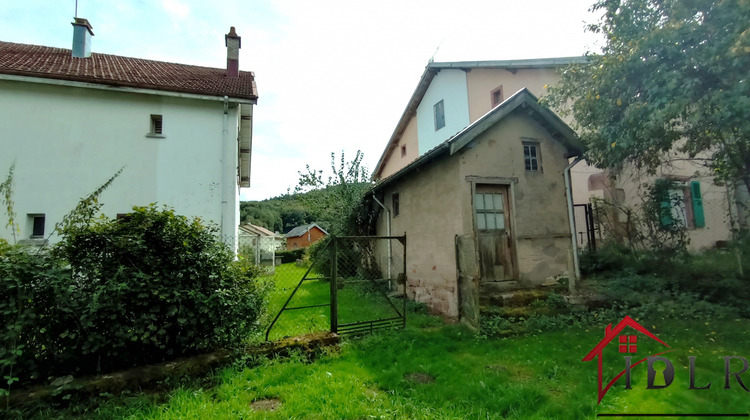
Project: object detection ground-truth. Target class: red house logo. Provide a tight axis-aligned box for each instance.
[582,315,673,404]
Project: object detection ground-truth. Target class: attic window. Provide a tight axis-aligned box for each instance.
[434,100,445,131]
[401,145,407,157]
[148,114,164,137]
[491,86,504,107]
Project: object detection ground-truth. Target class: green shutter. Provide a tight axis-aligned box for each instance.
[691,181,705,228]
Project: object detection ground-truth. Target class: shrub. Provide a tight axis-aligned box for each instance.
[1,205,269,389]
[276,248,306,264]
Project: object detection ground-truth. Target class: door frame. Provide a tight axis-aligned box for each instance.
[466,176,520,280]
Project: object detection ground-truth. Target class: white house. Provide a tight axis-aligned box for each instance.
[0,19,257,249]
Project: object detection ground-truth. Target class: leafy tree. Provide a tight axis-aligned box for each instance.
[545,0,750,195]
[294,150,373,235]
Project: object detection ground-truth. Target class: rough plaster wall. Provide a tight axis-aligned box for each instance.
[375,156,464,318]
[379,117,419,180]
[456,111,573,285]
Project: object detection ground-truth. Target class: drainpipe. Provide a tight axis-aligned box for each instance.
[565,156,584,293]
[372,195,392,285]
[221,96,229,241]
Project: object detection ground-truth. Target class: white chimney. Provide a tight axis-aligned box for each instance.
[71,17,94,58]
[225,26,241,78]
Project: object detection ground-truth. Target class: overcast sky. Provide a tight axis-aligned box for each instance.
[0,0,603,201]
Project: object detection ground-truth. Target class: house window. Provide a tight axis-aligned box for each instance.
[28,214,45,238]
[523,142,540,172]
[434,100,445,131]
[658,180,705,229]
[392,192,400,217]
[474,192,505,230]
[149,114,164,137]
[491,86,504,107]
[401,145,407,158]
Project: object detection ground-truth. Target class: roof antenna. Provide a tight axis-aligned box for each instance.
[429,38,444,63]
[74,0,78,17]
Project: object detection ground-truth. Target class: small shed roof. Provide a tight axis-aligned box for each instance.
[239,224,281,237]
[285,223,328,238]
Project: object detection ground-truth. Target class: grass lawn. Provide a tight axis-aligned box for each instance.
[14,314,750,419]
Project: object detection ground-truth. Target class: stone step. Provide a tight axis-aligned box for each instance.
[479,288,551,308]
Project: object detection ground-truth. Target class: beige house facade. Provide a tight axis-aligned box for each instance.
[371,89,583,320]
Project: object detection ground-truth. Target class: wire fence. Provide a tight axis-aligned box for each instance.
[224,234,408,342]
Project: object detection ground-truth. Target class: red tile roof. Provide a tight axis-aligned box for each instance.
[0,41,257,100]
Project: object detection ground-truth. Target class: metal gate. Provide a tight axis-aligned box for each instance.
[265,235,406,341]
[574,203,599,250]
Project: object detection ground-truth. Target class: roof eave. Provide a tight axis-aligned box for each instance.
[0,72,258,104]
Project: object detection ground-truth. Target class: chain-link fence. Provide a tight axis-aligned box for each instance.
[333,236,406,335]
[259,236,407,341]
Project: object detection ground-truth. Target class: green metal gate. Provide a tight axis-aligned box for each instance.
[265,235,406,341]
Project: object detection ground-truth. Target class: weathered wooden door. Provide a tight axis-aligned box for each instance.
[474,185,515,282]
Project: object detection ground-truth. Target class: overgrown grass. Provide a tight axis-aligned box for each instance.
[12,316,750,419]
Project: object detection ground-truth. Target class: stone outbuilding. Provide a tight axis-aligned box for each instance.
[370,88,583,323]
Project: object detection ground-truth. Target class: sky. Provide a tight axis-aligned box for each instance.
[0,0,603,201]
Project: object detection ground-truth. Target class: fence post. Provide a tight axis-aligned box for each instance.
[330,236,338,334]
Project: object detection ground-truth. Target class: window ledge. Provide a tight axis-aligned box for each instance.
[146,134,166,139]
[18,238,48,247]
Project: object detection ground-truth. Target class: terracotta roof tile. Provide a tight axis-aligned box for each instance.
[0,41,257,100]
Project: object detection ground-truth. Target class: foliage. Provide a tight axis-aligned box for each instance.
[0,163,18,242]
[590,179,690,255]
[545,0,750,196]
[293,150,374,236]
[0,205,269,390]
[276,248,306,264]
[240,151,375,236]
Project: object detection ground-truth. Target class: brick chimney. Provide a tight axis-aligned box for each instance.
[71,17,94,58]
[225,26,241,78]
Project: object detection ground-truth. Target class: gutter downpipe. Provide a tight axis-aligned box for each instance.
[372,195,392,286]
[221,96,229,242]
[565,156,584,293]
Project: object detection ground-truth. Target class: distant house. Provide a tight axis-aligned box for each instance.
[371,85,583,321]
[238,223,284,265]
[0,20,256,250]
[285,223,328,250]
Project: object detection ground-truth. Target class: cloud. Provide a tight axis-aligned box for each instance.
[162,0,190,20]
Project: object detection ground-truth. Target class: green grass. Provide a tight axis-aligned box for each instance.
[12,316,750,419]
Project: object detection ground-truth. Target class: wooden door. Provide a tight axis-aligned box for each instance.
[474,185,515,282]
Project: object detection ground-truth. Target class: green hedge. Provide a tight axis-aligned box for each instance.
[276,248,305,264]
[0,205,269,389]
